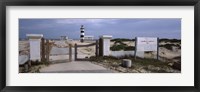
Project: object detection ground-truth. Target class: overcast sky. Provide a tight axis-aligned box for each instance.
[19,18,181,39]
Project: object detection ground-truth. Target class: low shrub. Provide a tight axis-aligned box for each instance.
[110,39,135,51]
[110,44,126,51]
[133,58,168,67]
[110,44,135,51]
[89,56,118,62]
[111,38,134,42]
[160,44,180,50]
[159,38,181,43]
[124,46,135,51]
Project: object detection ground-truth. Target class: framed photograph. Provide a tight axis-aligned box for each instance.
[1,0,200,92]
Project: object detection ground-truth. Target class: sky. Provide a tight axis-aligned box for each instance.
[19,18,181,39]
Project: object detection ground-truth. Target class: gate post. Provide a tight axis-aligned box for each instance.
[69,44,72,62]
[99,38,103,56]
[26,34,43,62]
[99,35,112,56]
[95,40,99,57]
[157,37,159,60]
[41,38,45,62]
[46,40,50,62]
[75,44,77,61]
[134,37,137,60]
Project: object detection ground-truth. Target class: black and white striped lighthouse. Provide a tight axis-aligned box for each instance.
[80,25,85,42]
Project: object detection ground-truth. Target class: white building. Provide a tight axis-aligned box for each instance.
[84,35,94,41]
[60,36,68,40]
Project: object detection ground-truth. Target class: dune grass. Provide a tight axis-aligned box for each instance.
[90,56,169,68]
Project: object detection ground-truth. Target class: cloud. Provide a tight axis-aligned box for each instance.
[55,19,118,27]
[19,18,181,39]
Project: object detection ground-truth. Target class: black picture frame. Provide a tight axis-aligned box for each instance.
[0,0,200,92]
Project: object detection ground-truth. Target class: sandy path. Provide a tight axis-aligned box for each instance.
[40,61,115,73]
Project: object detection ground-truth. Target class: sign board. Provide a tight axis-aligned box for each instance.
[136,37,158,51]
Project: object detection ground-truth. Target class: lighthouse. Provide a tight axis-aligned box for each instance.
[80,25,85,42]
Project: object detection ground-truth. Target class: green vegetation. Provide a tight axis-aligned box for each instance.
[132,57,169,67]
[110,39,135,51]
[40,61,51,66]
[110,38,181,51]
[173,56,181,59]
[159,44,181,50]
[110,45,125,51]
[30,60,50,66]
[110,44,135,51]
[159,39,181,50]
[159,38,181,43]
[90,56,119,62]
[111,38,135,42]
[19,60,50,73]
[124,46,135,51]
[90,56,177,73]
[90,56,169,67]
[111,38,181,43]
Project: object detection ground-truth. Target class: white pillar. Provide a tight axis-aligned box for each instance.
[100,35,112,56]
[26,34,43,62]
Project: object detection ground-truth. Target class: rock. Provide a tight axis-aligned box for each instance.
[168,62,174,66]
[172,62,181,70]
[117,67,127,72]
[131,69,139,73]
[24,64,29,72]
[139,69,148,73]
[122,59,132,68]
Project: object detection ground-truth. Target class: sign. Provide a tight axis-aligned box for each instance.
[136,37,158,51]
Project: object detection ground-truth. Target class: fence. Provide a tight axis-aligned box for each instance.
[74,40,99,61]
[47,40,72,62]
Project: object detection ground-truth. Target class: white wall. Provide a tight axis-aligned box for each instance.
[103,39,111,56]
[110,51,144,58]
[29,39,41,61]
